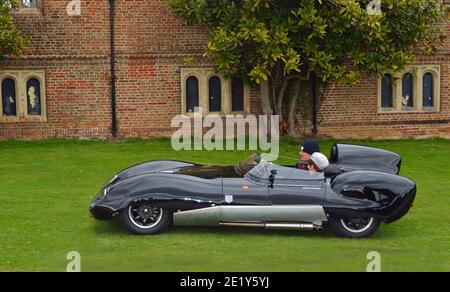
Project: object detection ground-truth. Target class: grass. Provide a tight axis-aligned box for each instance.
[0,137,449,272]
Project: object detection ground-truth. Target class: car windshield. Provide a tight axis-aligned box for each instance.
[248,159,269,178]
[236,154,325,182]
[234,154,263,176]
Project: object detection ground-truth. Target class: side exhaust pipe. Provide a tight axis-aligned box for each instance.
[219,222,323,231]
[265,223,318,231]
[174,205,328,227]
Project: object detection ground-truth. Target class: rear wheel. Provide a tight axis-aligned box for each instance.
[329,217,380,238]
[119,202,171,235]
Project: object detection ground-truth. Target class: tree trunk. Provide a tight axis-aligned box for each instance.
[288,79,301,136]
[276,76,289,122]
[259,80,273,115]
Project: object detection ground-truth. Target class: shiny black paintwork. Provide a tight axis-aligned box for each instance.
[330,144,402,174]
[90,144,416,224]
[324,171,416,222]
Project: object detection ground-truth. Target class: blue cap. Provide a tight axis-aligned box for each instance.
[301,139,320,155]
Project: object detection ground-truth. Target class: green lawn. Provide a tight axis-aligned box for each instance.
[0,137,449,272]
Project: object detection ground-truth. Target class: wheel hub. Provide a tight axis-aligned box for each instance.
[137,205,155,219]
[341,217,374,233]
[129,204,163,228]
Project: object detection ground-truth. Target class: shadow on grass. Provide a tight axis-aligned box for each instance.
[92,218,124,235]
[168,226,339,239]
[92,218,339,239]
[91,215,400,240]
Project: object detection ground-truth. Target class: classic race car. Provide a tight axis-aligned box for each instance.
[89,144,416,238]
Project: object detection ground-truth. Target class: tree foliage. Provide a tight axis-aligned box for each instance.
[169,0,446,82]
[0,0,28,60]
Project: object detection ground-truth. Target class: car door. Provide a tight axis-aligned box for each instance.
[267,166,327,205]
[221,166,270,205]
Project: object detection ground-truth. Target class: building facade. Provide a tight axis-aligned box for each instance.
[0,0,449,140]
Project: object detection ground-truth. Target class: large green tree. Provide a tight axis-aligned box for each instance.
[167,0,447,135]
[0,0,28,60]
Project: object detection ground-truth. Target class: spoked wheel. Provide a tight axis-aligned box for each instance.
[119,202,171,235]
[330,217,381,238]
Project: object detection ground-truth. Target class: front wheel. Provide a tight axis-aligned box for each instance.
[329,217,381,238]
[119,202,172,235]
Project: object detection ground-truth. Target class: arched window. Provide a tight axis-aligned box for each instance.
[22,0,38,8]
[402,73,414,108]
[2,78,17,116]
[423,73,434,107]
[231,78,244,112]
[208,76,222,112]
[186,76,199,113]
[27,78,42,115]
[381,73,393,108]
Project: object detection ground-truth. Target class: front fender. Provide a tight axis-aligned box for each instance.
[91,173,223,216]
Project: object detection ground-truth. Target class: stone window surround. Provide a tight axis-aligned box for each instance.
[11,0,41,14]
[181,68,251,117]
[0,70,47,123]
[378,65,441,113]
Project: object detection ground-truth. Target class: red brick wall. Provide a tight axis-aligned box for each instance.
[315,59,450,140]
[0,58,112,139]
[0,0,448,140]
[0,0,212,140]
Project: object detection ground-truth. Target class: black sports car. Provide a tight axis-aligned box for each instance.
[90,144,416,238]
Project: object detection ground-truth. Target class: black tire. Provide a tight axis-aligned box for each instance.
[119,202,172,235]
[329,217,381,238]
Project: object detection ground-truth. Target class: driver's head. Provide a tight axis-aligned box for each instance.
[300,139,320,161]
[308,152,329,173]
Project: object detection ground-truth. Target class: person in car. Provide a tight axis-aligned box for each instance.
[295,139,320,170]
[308,152,329,173]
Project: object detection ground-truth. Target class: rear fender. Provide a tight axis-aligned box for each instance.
[324,171,416,222]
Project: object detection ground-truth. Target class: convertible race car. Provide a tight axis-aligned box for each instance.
[89,144,416,238]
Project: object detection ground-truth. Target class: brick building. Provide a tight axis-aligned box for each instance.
[0,0,449,140]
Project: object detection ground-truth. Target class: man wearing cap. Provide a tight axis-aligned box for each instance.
[308,152,330,173]
[295,139,320,170]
